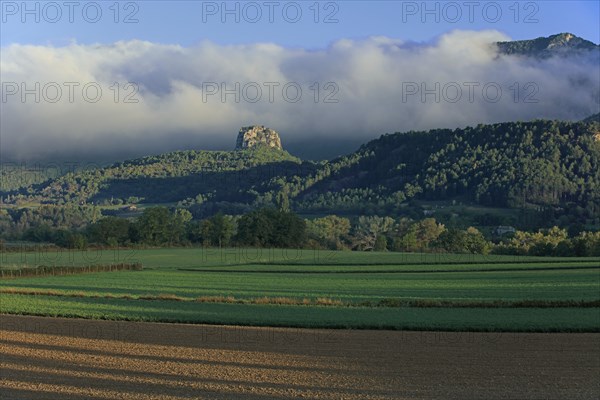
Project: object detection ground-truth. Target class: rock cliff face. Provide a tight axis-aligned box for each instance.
[236,126,282,150]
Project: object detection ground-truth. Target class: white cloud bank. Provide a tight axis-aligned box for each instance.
[1,30,598,161]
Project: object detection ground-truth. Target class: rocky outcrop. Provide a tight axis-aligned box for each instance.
[235,126,282,150]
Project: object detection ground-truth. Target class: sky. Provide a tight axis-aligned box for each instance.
[2,1,599,47]
[1,1,599,161]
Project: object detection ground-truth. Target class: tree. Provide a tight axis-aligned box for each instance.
[199,213,236,247]
[135,207,180,246]
[70,234,88,250]
[235,208,306,248]
[436,229,466,253]
[274,211,307,248]
[275,185,290,212]
[87,216,132,246]
[572,231,600,256]
[170,209,192,244]
[22,224,53,242]
[394,230,418,252]
[496,226,570,256]
[306,215,351,249]
[374,235,388,251]
[352,216,395,251]
[236,209,274,247]
[464,227,491,254]
[435,227,491,255]
[413,218,446,247]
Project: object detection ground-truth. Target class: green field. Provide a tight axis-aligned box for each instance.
[2,246,599,267]
[1,248,599,331]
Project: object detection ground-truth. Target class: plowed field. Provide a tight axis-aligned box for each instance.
[1,315,598,399]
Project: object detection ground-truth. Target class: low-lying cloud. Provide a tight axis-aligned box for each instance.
[1,30,599,162]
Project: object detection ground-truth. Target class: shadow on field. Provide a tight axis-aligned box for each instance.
[0,340,346,375]
[1,315,599,400]
[0,314,349,355]
[0,388,97,400]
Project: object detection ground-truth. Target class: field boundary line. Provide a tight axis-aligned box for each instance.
[2,289,599,309]
[176,265,600,274]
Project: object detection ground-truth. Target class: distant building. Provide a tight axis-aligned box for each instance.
[495,226,516,236]
[121,205,137,211]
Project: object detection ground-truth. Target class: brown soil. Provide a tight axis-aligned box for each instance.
[1,314,598,399]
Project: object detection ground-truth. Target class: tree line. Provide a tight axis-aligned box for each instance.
[6,207,599,257]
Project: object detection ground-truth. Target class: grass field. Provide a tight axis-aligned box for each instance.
[1,248,599,331]
[3,246,600,268]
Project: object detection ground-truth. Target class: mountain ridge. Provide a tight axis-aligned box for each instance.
[496,32,599,57]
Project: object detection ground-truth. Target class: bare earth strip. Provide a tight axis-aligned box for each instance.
[0,315,598,399]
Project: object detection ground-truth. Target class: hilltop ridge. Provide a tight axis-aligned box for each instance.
[497,33,599,57]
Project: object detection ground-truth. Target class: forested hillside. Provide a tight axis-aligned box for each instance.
[2,119,599,231]
[295,120,599,221]
[3,147,308,207]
